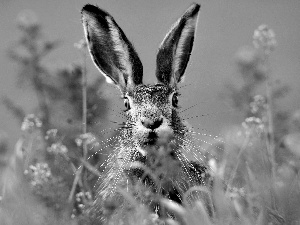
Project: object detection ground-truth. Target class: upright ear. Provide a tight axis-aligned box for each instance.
[81,4,143,92]
[156,3,200,86]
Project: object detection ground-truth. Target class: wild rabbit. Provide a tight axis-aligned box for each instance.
[81,3,210,224]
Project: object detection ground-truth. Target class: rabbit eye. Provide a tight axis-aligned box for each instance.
[172,93,179,107]
[124,97,131,110]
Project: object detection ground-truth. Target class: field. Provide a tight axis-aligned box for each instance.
[0,2,300,225]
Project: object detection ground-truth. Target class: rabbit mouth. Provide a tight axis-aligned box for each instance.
[144,131,158,145]
[141,129,174,146]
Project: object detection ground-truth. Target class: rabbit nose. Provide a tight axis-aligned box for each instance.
[142,118,163,130]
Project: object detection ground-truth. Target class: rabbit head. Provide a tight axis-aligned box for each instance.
[82,3,200,151]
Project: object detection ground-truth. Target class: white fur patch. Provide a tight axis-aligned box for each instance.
[173,16,197,83]
[107,17,132,82]
[82,18,116,84]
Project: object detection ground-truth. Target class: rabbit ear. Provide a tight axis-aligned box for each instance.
[156,3,200,86]
[81,4,143,92]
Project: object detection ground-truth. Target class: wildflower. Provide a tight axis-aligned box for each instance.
[17,10,40,40]
[74,39,87,50]
[21,114,42,132]
[235,46,259,70]
[47,142,68,154]
[242,117,264,135]
[75,132,99,148]
[250,95,266,114]
[253,24,277,55]
[75,138,83,147]
[85,191,92,200]
[28,162,52,187]
[17,10,39,28]
[76,191,84,201]
[75,191,92,204]
[45,129,58,140]
[235,46,266,82]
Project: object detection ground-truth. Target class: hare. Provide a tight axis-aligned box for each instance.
[81,3,210,224]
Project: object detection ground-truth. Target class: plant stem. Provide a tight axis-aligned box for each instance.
[226,133,250,193]
[81,49,89,200]
[68,166,83,203]
[265,66,278,213]
[28,37,50,131]
[265,73,276,178]
[82,51,88,159]
[68,48,88,203]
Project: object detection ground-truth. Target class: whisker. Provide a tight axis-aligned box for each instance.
[176,131,224,162]
[180,103,200,117]
[178,82,193,89]
[173,147,200,186]
[187,134,225,153]
[86,136,120,161]
[177,136,208,163]
[91,118,125,126]
[92,126,125,136]
[186,130,223,141]
[100,139,135,196]
[183,114,211,120]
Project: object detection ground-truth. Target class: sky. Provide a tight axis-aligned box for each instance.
[0,0,300,148]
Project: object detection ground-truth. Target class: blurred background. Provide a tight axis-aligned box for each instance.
[0,0,300,224]
[0,0,299,147]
